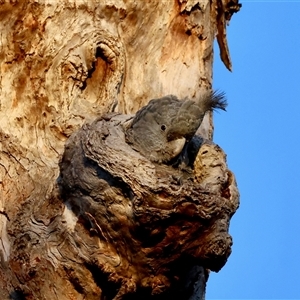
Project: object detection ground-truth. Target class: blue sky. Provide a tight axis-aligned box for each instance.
[206,2,300,299]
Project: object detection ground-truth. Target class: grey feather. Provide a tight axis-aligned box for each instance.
[125,91,227,163]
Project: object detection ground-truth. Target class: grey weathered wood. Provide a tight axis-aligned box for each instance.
[56,113,239,299]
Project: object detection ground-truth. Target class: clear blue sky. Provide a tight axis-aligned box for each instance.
[207,2,300,299]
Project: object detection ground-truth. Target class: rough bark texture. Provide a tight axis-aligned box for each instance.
[0,1,240,299]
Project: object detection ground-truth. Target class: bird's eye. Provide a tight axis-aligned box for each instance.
[161,124,166,131]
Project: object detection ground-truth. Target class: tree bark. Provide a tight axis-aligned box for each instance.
[0,1,240,299]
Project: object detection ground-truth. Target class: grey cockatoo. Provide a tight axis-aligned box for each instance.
[125,91,227,163]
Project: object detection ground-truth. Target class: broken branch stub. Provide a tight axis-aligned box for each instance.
[58,111,239,298]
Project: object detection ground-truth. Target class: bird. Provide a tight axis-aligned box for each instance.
[125,91,227,163]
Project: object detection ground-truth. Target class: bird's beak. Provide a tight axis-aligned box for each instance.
[167,137,186,158]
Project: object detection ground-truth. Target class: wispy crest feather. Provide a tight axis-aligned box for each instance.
[199,90,227,112]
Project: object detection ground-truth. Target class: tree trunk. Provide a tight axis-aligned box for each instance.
[0,1,240,299]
